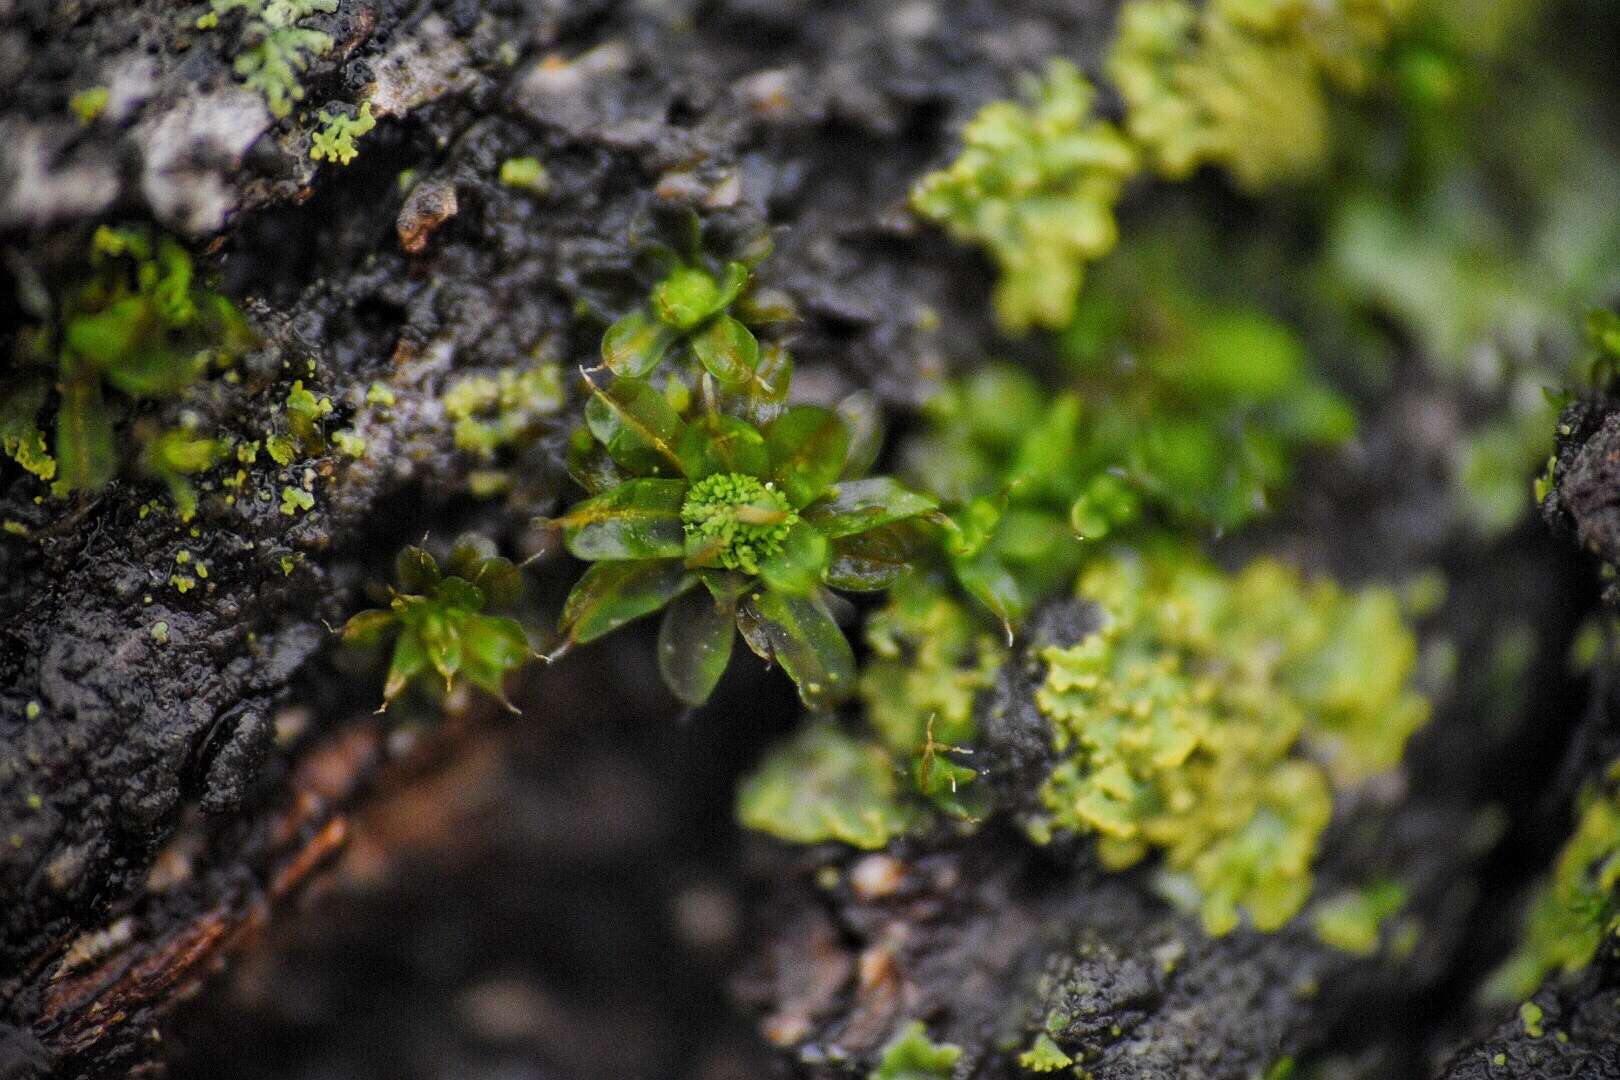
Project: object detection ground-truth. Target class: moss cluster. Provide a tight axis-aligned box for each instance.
[596,222,789,396]
[736,576,1003,848]
[738,37,1441,942]
[3,225,252,507]
[679,472,796,576]
[901,308,1352,629]
[1487,766,1620,1000]
[340,540,533,710]
[859,577,1004,815]
[544,226,936,710]
[1030,553,1428,934]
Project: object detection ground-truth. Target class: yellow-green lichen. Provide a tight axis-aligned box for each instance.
[443,363,564,458]
[1311,879,1408,955]
[871,1021,961,1080]
[0,385,56,482]
[1030,554,1428,934]
[279,485,314,515]
[311,102,376,165]
[1017,1032,1073,1072]
[736,722,916,850]
[1109,0,1412,190]
[284,379,333,448]
[266,434,297,465]
[910,59,1138,332]
[203,0,336,118]
[332,430,366,457]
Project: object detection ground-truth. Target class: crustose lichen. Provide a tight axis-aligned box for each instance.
[1029,553,1429,934]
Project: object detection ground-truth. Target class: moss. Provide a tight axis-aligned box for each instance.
[1031,553,1428,934]
[737,580,1000,847]
[551,288,934,708]
[598,227,781,390]
[736,723,915,849]
[1327,38,1620,534]
[910,59,1138,332]
[904,326,1352,628]
[139,428,225,521]
[311,102,377,165]
[680,473,796,576]
[870,1021,962,1080]
[4,225,251,501]
[340,541,533,709]
[859,576,1005,817]
[1066,227,1356,522]
[1487,770,1620,1000]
